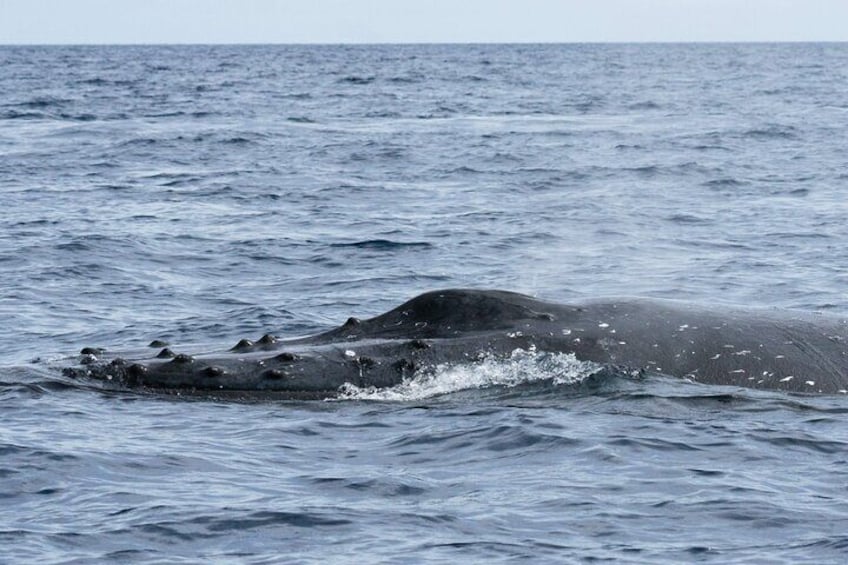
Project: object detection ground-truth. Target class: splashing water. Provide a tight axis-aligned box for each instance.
[337,347,603,401]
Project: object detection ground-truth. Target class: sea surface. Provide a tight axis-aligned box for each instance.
[2,43,848,563]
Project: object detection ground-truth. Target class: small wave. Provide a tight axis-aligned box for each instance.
[666,213,713,225]
[364,110,403,119]
[287,116,316,124]
[58,112,97,122]
[445,165,479,175]
[196,509,352,530]
[278,92,312,100]
[330,239,433,250]
[339,76,375,85]
[0,377,88,397]
[703,178,746,189]
[742,124,798,140]
[55,241,91,252]
[78,77,109,85]
[144,111,187,118]
[624,165,660,176]
[754,434,848,455]
[628,101,661,110]
[692,144,732,152]
[387,76,421,84]
[10,97,71,109]
[337,348,603,401]
[1,110,46,120]
[118,138,158,147]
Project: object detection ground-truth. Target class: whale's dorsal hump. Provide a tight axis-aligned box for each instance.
[366,289,563,337]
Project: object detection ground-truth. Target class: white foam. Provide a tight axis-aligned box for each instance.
[336,347,603,401]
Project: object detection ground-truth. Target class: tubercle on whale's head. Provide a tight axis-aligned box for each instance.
[67,329,476,397]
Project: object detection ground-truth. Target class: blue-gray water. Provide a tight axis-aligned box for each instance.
[2,44,848,563]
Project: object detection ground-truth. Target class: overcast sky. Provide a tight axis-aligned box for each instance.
[1,0,847,44]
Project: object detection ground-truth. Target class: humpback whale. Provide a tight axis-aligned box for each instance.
[64,289,848,398]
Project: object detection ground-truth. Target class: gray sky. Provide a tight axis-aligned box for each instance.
[1,0,847,44]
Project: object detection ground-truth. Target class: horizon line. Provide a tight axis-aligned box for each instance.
[2,40,847,47]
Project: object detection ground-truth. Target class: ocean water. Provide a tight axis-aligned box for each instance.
[2,43,848,562]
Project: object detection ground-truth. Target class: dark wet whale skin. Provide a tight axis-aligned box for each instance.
[65,289,848,397]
